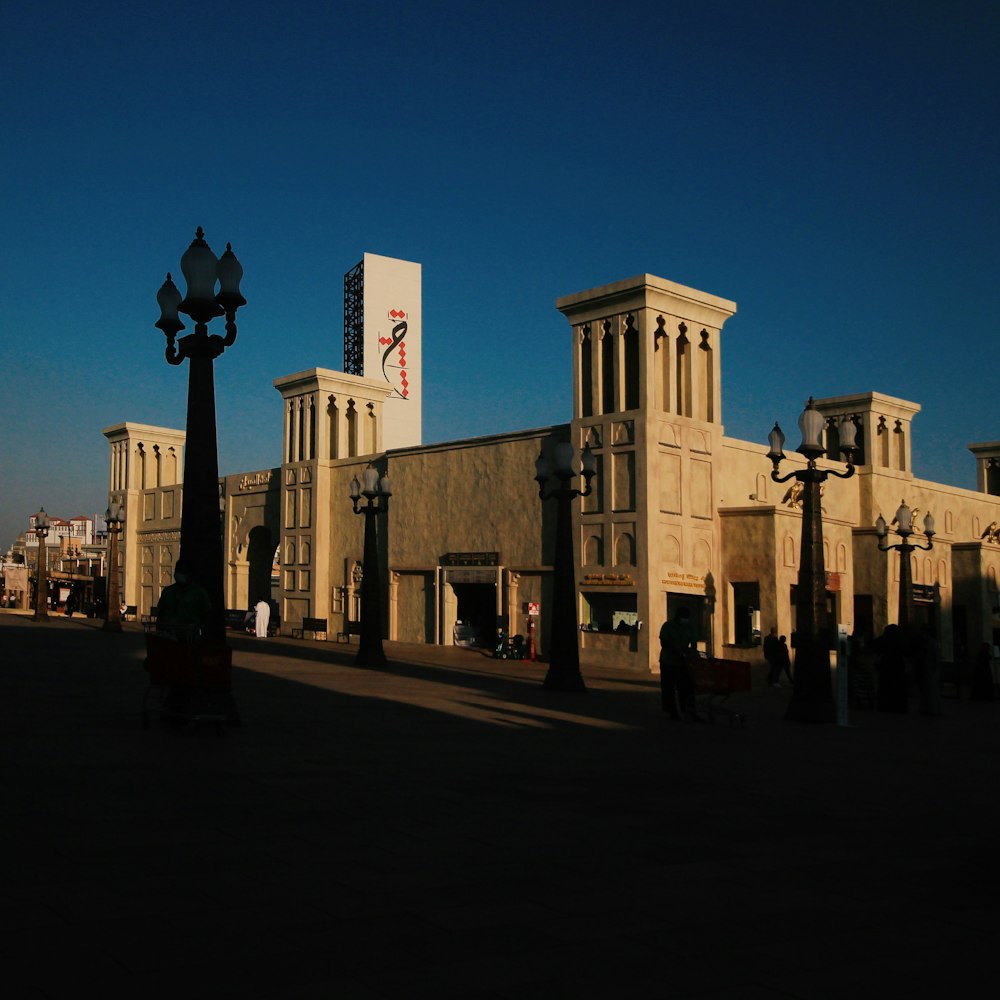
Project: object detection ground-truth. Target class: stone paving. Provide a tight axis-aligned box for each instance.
[2,611,999,998]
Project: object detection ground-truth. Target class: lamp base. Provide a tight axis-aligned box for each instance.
[355,644,387,668]
[543,663,587,693]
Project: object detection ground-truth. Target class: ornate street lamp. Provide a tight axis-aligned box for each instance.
[535,440,597,692]
[31,508,50,622]
[875,501,935,634]
[103,501,125,632]
[350,464,392,666]
[155,227,246,646]
[768,398,857,722]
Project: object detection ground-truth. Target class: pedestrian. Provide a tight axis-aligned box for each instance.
[970,642,995,701]
[914,625,942,716]
[763,626,782,687]
[255,598,271,639]
[874,623,908,713]
[775,635,793,685]
[659,606,699,721]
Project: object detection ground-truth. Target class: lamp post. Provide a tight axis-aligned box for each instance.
[876,501,934,635]
[535,440,596,692]
[350,464,391,667]
[103,501,125,632]
[768,398,857,723]
[31,508,50,622]
[155,227,246,646]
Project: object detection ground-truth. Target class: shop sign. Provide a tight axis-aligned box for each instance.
[238,470,274,491]
[660,572,706,590]
[442,552,499,567]
[583,573,635,586]
[826,572,841,591]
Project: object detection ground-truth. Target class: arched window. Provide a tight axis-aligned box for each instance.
[698,330,714,422]
[623,314,639,411]
[580,325,593,418]
[601,320,615,414]
[346,400,358,458]
[675,324,691,417]
[328,395,340,459]
[654,316,669,413]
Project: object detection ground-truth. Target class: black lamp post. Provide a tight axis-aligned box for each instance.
[102,501,125,632]
[768,398,857,723]
[155,227,246,647]
[350,464,391,667]
[31,508,50,622]
[534,440,596,692]
[876,501,935,635]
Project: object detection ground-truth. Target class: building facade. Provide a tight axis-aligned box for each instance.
[104,270,1000,671]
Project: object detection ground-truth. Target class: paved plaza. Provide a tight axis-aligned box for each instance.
[2,612,999,998]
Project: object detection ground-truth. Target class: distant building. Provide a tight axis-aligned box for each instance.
[5,512,105,611]
[103,263,1000,671]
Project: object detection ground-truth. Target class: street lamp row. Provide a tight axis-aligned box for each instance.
[767,399,938,722]
[344,440,596,690]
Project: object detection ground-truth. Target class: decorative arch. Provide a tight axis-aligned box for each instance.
[583,533,603,566]
[783,535,796,567]
[664,534,681,566]
[614,530,636,567]
[692,538,711,571]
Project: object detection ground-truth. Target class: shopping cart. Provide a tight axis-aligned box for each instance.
[690,654,751,727]
[142,628,233,733]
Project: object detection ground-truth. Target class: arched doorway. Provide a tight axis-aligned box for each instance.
[247,526,274,607]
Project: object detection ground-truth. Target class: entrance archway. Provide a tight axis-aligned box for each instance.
[247,526,274,607]
[451,581,498,647]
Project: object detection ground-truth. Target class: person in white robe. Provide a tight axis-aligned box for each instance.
[255,598,270,638]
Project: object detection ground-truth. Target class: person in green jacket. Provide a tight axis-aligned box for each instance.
[156,559,211,641]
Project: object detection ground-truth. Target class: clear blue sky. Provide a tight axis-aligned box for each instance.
[2,0,998,549]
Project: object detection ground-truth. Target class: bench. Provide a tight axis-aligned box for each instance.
[293,616,329,640]
[337,620,361,643]
[224,609,250,630]
[225,606,281,637]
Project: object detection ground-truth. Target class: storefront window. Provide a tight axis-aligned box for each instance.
[732,582,760,646]
[582,591,637,633]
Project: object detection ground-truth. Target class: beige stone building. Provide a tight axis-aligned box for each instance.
[104,271,1000,671]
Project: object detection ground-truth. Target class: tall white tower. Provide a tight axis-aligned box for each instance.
[344,252,422,450]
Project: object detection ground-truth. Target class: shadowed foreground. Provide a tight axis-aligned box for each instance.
[2,613,999,998]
